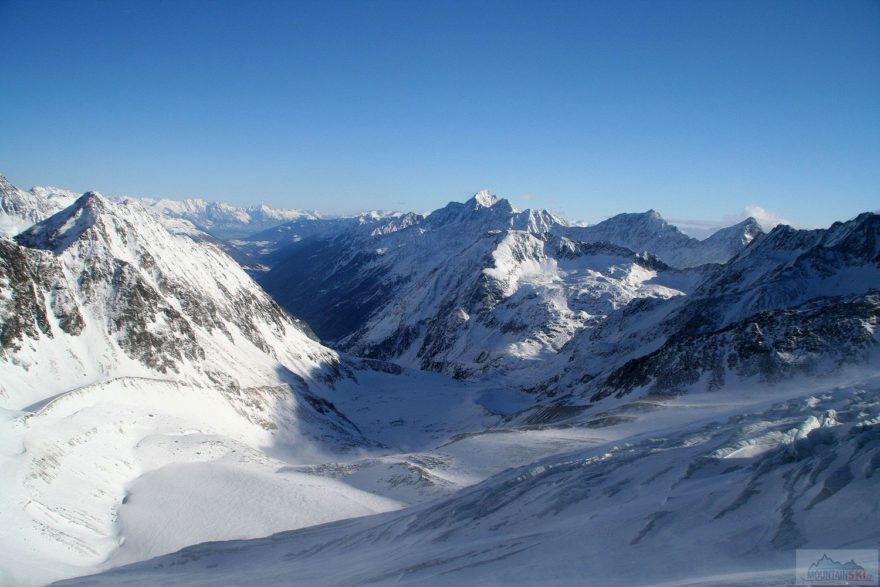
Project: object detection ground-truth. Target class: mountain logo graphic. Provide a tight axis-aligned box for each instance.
[802,553,875,585]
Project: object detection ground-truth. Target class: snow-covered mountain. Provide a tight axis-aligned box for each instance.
[258,193,768,381]
[0,174,78,237]
[4,178,611,586]
[2,175,878,586]
[0,173,321,246]
[228,209,417,266]
[345,232,701,382]
[0,184,450,584]
[140,197,321,240]
[2,191,342,409]
[260,192,571,351]
[537,212,880,402]
[260,190,876,401]
[564,210,764,268]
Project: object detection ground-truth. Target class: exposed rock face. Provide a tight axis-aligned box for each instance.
[260,193,770,382]
[5,177,876,407]
[1,175,878,587]
[1,189,342,409]
[261,193,685,377]
[259,190,877,395]
[598,291,880,399]
[550,212,880,400]
[0,238,83,351]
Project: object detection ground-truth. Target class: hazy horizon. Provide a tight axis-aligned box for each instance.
[1,0,877,227]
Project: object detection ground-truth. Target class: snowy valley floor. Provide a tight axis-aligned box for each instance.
[2,368,877,585]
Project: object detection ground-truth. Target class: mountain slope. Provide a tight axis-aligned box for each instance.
[141,197,321,240]
[0,174,78,237]
[1,181,575,586]
[228,209,419,268]
[259,193,591,371]
[3,177,878,587]
[57,376,880,586]
[343,231,699,382]
[542,212,880,401]
[2,191,340,410]
[563,210,763,268]
[0,187,392,584]
[261,194,757,381]
[260,197,877,393]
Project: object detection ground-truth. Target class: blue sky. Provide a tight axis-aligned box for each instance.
[0,0,877,228]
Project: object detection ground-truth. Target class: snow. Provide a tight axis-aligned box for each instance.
[112,455,402,567]
[0,176,79,238]
[1,193,340,411]
[0,214,32,237]
[472,189,501,208]
[564,211,764,268]
[1,177,877,586]
[137,197,321,240]
[0,363,602,585]
[55,375,880,587]
[0,374,404,586]
[348,230,693,382]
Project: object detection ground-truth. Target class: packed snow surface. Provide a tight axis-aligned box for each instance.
[56,374,880,587]
[1,178,877,586]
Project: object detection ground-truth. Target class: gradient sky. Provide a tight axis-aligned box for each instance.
[1,0,878,227]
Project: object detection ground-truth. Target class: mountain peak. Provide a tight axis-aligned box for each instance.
[739,216,764,239]
[79,190,107,205]
[639,210,673,228]
[596,209,671,230]
[15,191,111,253]
[471,190,501,208]
[66,191,111,218]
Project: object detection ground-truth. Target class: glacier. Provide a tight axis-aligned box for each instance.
[0,176,877,586]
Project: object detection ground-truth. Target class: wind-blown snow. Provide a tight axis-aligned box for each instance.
[1,177,877,587]
[56,375,880,587]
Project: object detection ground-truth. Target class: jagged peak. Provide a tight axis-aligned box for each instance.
[472,189,500,208]
[0,173,13,190]
[737,216,764,240]
[79,190,108,205]
[15,191,113,253]
[426,192,516,227]
[822,211,880,257]
[705,216,765,245]
[763,222,803,239]
[729,216,763,234]
[462,190,516,213]
[66,191,112,218]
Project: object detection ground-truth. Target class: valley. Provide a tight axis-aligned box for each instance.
[0,176,877,586]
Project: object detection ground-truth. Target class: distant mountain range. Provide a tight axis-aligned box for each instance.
[137,197,322,240]
[258,190,877,404]
[1,173,877,586]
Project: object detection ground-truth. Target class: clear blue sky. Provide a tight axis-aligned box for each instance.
[1,0,877,227]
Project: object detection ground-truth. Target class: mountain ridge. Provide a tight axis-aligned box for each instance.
[1,174,878,586]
